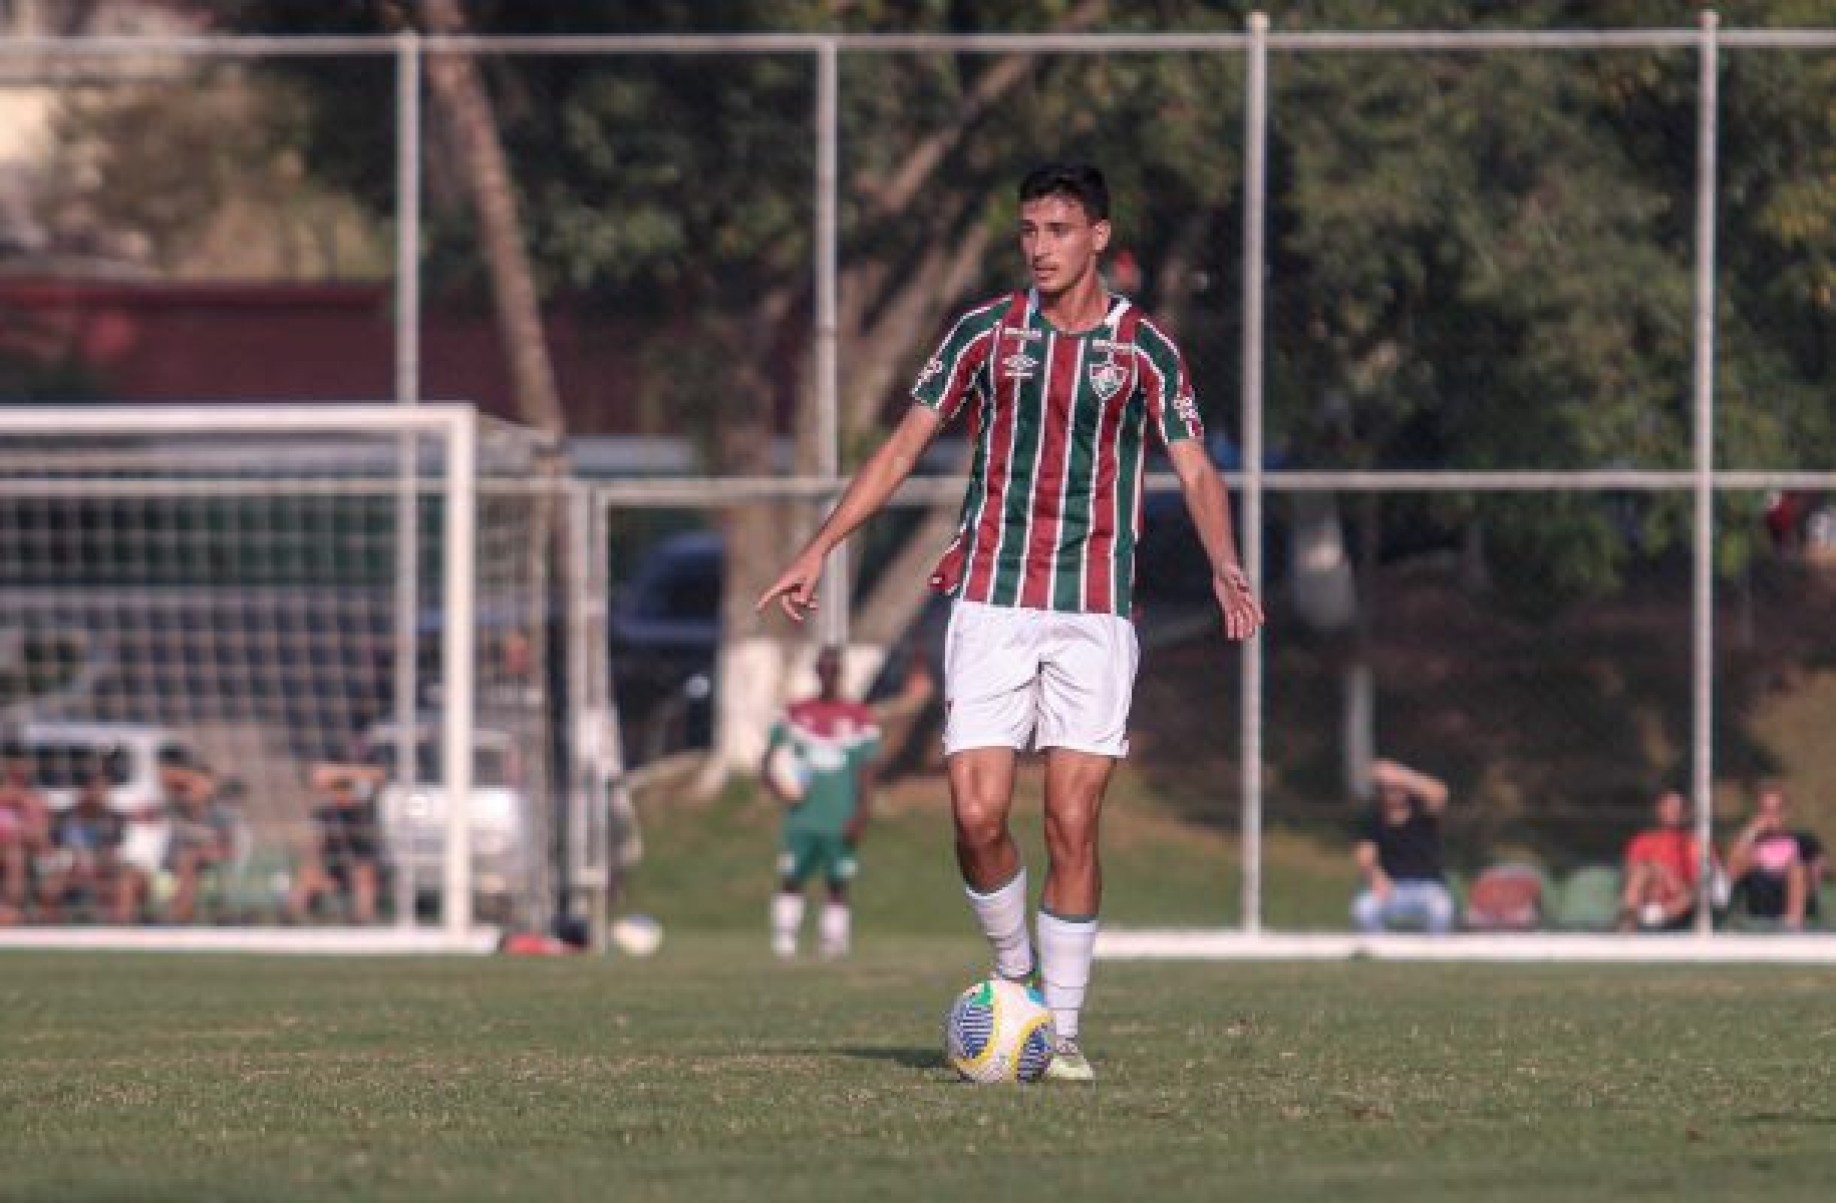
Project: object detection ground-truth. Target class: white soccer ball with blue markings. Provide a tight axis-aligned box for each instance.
[944,978,1056,1084]
[765,743,810,803]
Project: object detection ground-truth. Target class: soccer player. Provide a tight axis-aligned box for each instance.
[762,646,881,959]
[757,162,1263,1081]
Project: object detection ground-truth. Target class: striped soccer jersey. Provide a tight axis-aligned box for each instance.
[912,289,1204,617]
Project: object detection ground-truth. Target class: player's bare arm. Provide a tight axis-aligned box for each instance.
[1165,438,1264,642]
[755,404,945,623]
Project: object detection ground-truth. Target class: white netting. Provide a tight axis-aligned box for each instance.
[0,406,553,931]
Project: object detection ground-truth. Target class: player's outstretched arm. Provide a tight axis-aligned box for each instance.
[1166,439,1264,642]
[755,405,945,623]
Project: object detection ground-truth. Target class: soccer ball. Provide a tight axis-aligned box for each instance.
[610,914,663,957]
[943,978,1056,1084]
[765,744,809,803]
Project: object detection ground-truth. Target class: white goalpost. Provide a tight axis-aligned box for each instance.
[0,404,555,949]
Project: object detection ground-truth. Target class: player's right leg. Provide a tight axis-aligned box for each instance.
[942,601,1043,983]
[771,832,815,957]
[949,748,1033,981]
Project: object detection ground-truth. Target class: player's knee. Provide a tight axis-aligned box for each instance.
[952,798,1009,852]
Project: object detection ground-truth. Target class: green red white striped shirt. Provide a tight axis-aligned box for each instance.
[912,289,1204,616]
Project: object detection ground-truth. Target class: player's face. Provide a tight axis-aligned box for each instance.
[1019,195,1110,299]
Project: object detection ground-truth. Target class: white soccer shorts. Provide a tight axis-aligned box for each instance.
[941,599,1139,758]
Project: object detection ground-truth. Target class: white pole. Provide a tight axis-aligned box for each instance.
[442,410,478,937]
[815,39,847,650]
[392,31,424,927]
[1690,10,1721,936]
[1239,12,1270,936]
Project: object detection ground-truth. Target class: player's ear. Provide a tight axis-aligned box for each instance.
[1091,220,1112,253]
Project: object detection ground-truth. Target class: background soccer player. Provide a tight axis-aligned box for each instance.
[762,645,881,960]
[758,162,1263,1081]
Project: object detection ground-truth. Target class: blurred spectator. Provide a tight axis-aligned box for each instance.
[1726,785,1824,930]
[1351,758,1455,935]
[286,762,386,924]
[1618,788,1715,932]
[0,744,51,923]
[160,764,238,924]
[1764,490,1824,553]
[38,767,144,923]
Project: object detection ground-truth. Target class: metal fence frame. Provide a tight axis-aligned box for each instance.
[8,12,1836,936]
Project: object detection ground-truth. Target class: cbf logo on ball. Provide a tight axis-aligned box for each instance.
[943,978,1055,1084]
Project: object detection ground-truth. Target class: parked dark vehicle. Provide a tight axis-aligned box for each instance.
[609,530,722,765]
[607,530,950,766]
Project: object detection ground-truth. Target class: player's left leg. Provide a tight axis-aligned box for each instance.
[1037,748,1113,1082]
[818,837,858,959]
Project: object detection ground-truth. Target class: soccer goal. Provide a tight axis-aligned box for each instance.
[0,404,558,945]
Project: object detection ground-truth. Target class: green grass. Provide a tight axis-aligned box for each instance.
[4,944,1836,1201]
[626,768,1356,934]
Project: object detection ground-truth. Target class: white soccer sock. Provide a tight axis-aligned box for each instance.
[1038,910,1099,1042]
[771,892,805,957]
[818,902,851,959]
[964,867,1034,980]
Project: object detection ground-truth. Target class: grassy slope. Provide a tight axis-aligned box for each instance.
[3,946,1835,1202]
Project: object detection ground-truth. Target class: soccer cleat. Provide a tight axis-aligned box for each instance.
[1044,1035,1096,1083]
[995,962,1040,990]
[771,934,797,959]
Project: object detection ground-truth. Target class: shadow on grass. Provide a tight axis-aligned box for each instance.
[838,1046,942,1071]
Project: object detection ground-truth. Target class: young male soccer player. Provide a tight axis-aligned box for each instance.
[758,162,1263,1081]
[762,646,881,959]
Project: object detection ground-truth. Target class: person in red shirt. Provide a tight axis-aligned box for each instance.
[1618,788,1712,931]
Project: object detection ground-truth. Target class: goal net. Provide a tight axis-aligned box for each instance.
[0,405,555,939]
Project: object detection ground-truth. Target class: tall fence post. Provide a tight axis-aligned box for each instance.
[1240,11,1270,935]
[1690,9,1721,935]
[815,38,848,652]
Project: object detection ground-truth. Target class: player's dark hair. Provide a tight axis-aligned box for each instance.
[1019,163,1109,222]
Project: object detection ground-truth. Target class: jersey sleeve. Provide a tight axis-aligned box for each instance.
[912,300,1003,426]
[1134,318,1205,446]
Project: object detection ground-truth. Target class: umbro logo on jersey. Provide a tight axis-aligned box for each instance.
[1002,327,1042,342]
[1001,352,1039,379]
[915,356,945,387]
[1088,359,1128,400]
[1091,338,1131,352]
[1173,394,1202,424]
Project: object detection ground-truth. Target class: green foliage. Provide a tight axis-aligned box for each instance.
[217,2,1836,601]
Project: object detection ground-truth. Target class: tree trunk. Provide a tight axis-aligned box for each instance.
[417,0,564,438]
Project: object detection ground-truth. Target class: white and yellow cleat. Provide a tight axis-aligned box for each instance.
[1044,1035,1096,1083]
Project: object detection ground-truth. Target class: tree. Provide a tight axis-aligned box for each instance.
[218,0,1836,787]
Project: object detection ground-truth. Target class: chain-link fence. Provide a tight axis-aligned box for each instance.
[4,19,1835,942]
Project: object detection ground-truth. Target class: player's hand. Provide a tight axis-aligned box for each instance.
[755,551,825,623]
[843,817,866,847]
[1212,564,1265,642]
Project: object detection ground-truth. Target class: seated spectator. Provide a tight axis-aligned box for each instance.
[1726,785,1824,929]
[1351,758,1455,935]
[287,762,386,924]
[161,764,239,924]
[1619,788,1714,932]
[38,767,145,924]
[0,743,51,923]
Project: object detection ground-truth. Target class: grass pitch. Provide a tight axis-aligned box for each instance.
[4,941,1835,1202]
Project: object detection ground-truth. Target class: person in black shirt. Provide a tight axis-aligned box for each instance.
[1351,758,1453,934]
[286,762,385,924]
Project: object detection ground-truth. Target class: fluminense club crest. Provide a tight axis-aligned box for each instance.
[1088,357,1128,400]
